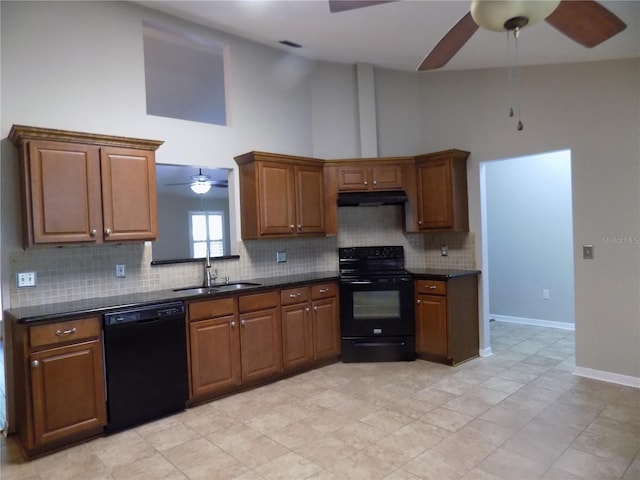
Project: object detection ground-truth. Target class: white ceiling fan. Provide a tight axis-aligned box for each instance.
[164,168,228,195]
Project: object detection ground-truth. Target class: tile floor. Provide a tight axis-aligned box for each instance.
[1,321,638,480]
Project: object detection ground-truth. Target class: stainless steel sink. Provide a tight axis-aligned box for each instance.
[172,286,218,295]
[173,282,260,294]
[214,282,261,291]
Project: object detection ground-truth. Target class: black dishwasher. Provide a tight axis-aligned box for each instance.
[103,301,188,433]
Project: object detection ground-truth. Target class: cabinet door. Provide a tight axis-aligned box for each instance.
[257,162,296,235]
[371,164,404,190]
[239,308,283,383]
[417,159,454,229]
[281,303,313,371]
[312,297,340,360]
[415,294,448,357]
[295,165,325,234]
[30,339,106,448]
[100,147,158,242]
[337,165,369,191]
[189,315,241,398]
[26,140,103,245]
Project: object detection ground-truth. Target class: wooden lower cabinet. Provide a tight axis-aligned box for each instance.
[10,315,106,457]
[415,275,479,365]
[311,291,340,360]
[239,307,283,382]
[189,314,241,398]
[281,287,314,371]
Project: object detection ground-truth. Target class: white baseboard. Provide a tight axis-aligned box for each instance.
[490,314,575,331]
[479,347,493,357]
[574,366,640,389]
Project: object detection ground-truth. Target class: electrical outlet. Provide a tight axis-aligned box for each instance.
[440,245,448,256]
[276,251,287,263]
[543,289,550,300]
[16,271,37,288]
[583,245,594,260]
[115,264,126,278]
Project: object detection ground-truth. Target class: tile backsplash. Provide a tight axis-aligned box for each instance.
[8,205,475,308]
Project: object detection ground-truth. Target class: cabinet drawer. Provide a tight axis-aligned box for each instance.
[281,287,310,306]
[30,317,101,348]
[415,280,447,296]
[311,283,337,300]
[239,291,278,313]
[188,297,235,321]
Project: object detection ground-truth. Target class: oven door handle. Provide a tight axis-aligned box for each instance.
[346,280,373,285]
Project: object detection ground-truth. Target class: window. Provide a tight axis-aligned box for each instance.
[190,211,224,258]
[143,21,227,125]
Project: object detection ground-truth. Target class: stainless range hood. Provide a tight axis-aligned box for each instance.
[337,190,409,207]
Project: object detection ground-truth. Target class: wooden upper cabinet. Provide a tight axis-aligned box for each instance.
[235,151,325,239]
[336,161,406,192]
[414,149,470,231]
[100,147,158,242]
[9,125,162,247]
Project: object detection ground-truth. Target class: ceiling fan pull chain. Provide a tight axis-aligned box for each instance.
[513,27,524,131]
[506,31,514,118]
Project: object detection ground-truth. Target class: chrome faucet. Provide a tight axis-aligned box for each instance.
[203,258,218,288]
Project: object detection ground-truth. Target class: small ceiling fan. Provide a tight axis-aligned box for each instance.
[165,168,228,194]
[328,0,627,71]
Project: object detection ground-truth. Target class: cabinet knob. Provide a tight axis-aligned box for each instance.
[313,306,318,311]
[105,228,112,236]
[427,285,437,290]
[290,225,294,230]
[240,319,246,327]
[364,181,368,185]
[373,180,377,185]
[230,321,236,327]
[31,360,39,368]
[418,220,423,225]
[90,229,97,237]
[297,224,302,230]
[319,288,329,294]
[416,299,421,304]
[305,307,310,313]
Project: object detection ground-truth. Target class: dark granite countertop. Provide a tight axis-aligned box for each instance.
[408,268,481,279]
[6,271,339,324]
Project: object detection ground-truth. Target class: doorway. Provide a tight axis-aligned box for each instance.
[480,150,575,356]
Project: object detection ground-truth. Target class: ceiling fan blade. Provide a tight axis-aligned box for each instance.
[545,0,626,48]
[328,0,395,13]
[418,12,479,71]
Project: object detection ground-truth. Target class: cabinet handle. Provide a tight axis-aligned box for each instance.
[31,360,39,368]
[240,319,246,327]
[55,327,77,336]
[427,285,437,289]
[230,321,236,327]
[90,229,97,237]
[105,228,112,236]
[289,292,301,298]
[416,299,421,304]
[319,288,329,294]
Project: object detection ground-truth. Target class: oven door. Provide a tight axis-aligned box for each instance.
[339,277,414,337]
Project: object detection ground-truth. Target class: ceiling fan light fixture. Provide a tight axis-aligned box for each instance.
[190,182,212,195]
[470,0,560,32]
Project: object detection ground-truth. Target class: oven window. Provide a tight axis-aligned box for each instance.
[353,291,400,319]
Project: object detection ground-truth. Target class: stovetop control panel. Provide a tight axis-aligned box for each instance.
[339,246,404,260]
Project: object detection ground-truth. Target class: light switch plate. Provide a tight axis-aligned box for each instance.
[17,271,37,288]
[583,245,594,260]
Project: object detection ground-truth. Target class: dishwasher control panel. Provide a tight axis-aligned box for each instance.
[104,302,185,325]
